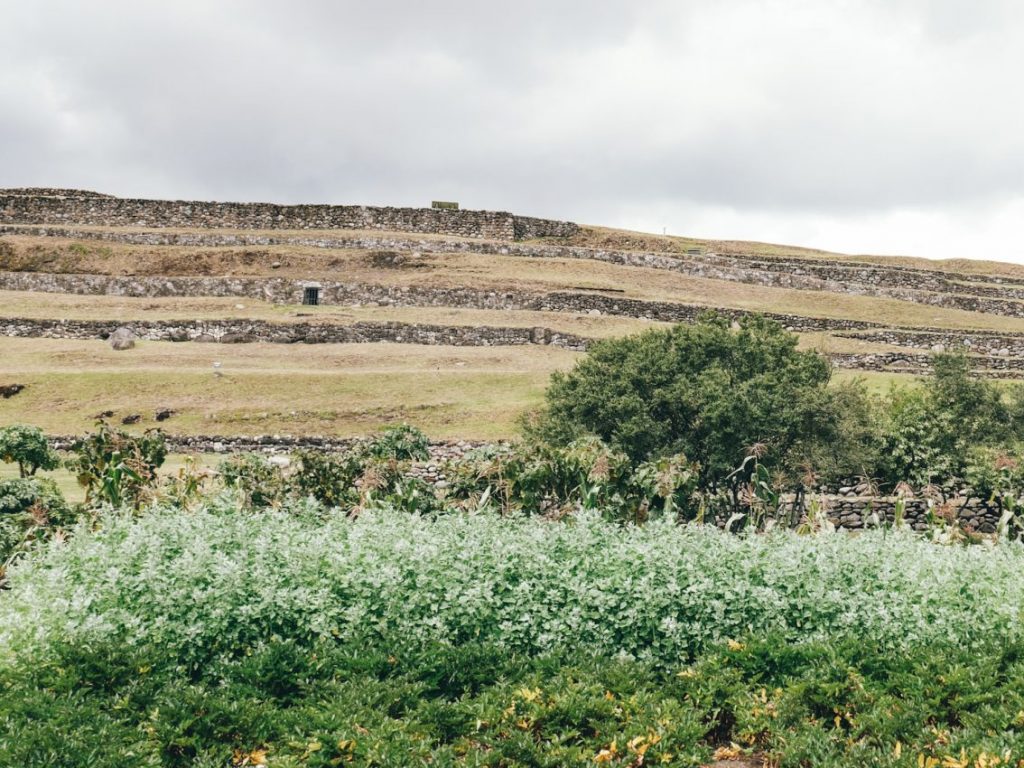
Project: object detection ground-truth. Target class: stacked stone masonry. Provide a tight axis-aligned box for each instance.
[838,329,1024,357]
[0,269,883,331]
[6,223,1024,317]
[0,317,591,351]
[6,270,1024,374]
[0,192,579,241]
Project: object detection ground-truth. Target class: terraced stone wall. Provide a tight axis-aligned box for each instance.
[0,317,591,351]
[0,269,881,332]
[838,329,1024,357]
[7,223,1024,316]
[0,192,579,241]
[829,352,1024,377]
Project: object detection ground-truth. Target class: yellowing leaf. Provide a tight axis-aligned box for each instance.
[713,743,744,760]
[515,687,543,703]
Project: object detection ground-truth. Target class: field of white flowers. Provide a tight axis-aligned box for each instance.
[5,499,1024,766]
[3,500,1022,669]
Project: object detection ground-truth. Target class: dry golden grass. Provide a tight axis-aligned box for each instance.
[571,226,1024,281]
[9,220,1024,279]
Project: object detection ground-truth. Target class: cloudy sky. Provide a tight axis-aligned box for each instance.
[3,1,1024,260]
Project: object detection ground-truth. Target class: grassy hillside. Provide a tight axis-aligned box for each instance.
[3,198,1024,439]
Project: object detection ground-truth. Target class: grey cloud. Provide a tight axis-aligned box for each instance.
[2,1,1024,258]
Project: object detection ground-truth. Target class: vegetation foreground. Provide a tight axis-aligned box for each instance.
[7,315,1024,766]
[1,505,1024,767]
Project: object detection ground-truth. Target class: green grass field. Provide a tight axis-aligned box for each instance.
[0,333,923,440]
[0,336,570,438]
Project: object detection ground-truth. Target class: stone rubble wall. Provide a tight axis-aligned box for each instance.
[51,432,493,459]
[709,252,1024,300]
[0,316,591,351]
[7,307,1021,375]
[9,270,1024,371]
[829,352,1024,377]
[0,194,578,241]
[786,496,1001,533]
[0,188,114,198]
[512,215,581,240]
[0,269,884,332]
[6,224,1024,317]
[838,329,1024,357]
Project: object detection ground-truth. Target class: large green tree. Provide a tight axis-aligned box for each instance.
[532,314,872,493]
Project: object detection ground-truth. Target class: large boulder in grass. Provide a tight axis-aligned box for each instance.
[108,327,136,351]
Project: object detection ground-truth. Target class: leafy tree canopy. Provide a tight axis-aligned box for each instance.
[0,424,60,478]
[532,314,865,491]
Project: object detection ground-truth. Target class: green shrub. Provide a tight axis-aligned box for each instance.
[0,424,60,478]
[876,351,1023,492]
[4,495,1024,765]
[364,423,430,462]
[225,426,435,513]
[290,449,363,507]
[0,477,73,571]
[448,438,699,520]
[67,422,167,508]
[217,453,288,509]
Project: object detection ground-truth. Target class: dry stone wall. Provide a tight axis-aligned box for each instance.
[0,317,590,351]
[0,192,578,241]
[829,352,1024,377]
[7,222,1024,316]
[838,329,1024,357]
[50,432,493,460]
[0,269,883,332]
[803,497,1000,533]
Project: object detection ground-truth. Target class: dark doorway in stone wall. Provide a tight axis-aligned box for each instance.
[302,287,321,306]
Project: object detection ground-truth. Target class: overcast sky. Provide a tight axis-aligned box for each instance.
[3,1,1024,261]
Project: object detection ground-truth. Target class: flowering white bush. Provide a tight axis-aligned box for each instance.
[2,500,1022,668]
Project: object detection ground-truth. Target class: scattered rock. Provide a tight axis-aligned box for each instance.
[155,409,175,422]
[218,333,252,343]
[93,410,115,419]
[121,414,141,425]
[0,384,24,399]
[108,327,136,350]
